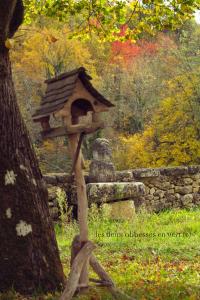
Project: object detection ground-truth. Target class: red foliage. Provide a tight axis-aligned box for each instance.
[111,25,158,66]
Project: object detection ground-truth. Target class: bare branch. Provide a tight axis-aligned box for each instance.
[124,1,139,26]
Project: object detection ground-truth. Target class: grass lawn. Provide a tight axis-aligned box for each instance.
[1,207,200,300]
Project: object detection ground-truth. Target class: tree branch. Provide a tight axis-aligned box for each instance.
[9,0,24,38]
[0,0,17,40]
[0,0,24,44]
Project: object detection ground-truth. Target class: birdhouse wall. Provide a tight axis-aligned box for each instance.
[54,79,109,121]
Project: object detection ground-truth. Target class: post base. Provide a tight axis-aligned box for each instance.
[59,235,134,300]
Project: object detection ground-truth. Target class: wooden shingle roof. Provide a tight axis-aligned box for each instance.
[32,67,114,121]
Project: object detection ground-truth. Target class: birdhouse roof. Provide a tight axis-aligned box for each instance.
[32,67,114,121]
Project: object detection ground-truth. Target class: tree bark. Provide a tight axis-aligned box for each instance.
[0,0,64,294]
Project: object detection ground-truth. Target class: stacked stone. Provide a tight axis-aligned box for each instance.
[89,138,116,183]
[43,173,72,221]
[43,144,200,219]
[130,166,200,212]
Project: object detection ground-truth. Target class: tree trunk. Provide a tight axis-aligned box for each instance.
[0,37,64,294]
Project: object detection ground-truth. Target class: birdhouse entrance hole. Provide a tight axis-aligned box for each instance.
[71,99,94,125]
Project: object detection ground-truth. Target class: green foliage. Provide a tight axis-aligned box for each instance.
[56,187,72,225]
[88,203,111,223]
[24,0,200,42]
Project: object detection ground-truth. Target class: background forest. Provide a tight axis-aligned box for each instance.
[11,17,200,173]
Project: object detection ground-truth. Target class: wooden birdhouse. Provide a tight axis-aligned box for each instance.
[32,67,114,139]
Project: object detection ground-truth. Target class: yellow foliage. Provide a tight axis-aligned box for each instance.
[113,72,200,169]
[11,25,98,82]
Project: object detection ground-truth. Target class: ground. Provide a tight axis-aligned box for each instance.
[1,207,200,300]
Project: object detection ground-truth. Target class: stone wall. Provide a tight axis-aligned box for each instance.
[44,165,200,220]
[43,139,200,220]
[117,166,200,212]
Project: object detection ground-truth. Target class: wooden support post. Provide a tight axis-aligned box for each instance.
[68,133,89,286]
[89,255,115,286]
[60,241,95,300]
[70,235,82,268]
[89,278,113,286]
[90,255,134,300]
[70,132,85,176]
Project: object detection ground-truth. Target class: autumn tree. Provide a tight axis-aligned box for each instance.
[99,32,178,134]
[112,21,200,168]
[113,71,200,169]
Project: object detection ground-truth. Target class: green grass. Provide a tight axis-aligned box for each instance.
[56,207,200,300]
[1,207,200,300]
